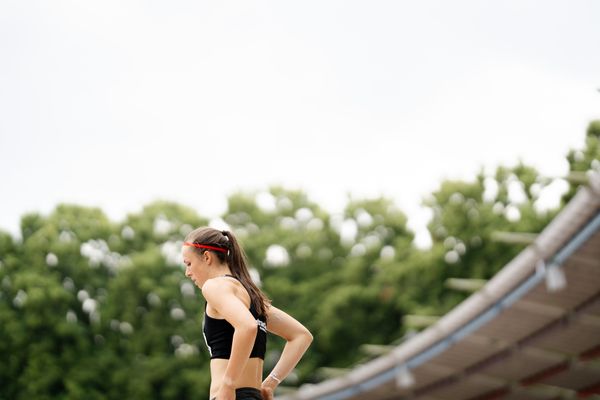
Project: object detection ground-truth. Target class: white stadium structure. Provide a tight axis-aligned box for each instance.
[279,172,600,400]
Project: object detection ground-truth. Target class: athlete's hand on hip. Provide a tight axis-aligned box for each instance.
[261,385,274,400]
[215,384,235,400]
[261,374,278,400]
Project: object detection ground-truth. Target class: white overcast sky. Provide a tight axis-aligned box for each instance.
[1,1,599,247]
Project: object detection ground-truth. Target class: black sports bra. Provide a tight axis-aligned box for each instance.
[202,275,267,360]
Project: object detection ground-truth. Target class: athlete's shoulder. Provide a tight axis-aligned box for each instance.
[201,276,237,297]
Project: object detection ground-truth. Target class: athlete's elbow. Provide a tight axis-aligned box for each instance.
[297,328,313,345]
[304,329,313,344]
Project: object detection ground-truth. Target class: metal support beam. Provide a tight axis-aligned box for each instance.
[445,278,488,293]
[490,231,538,245]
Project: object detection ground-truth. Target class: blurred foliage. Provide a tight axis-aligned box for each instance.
[0,121,597,399]
[561,120,600,204]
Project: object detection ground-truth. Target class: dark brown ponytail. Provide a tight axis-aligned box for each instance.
[185,227,270,318]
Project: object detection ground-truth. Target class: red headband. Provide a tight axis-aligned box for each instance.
[183,242,228,254]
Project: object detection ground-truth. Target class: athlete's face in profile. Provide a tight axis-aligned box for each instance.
[182,247,207,288]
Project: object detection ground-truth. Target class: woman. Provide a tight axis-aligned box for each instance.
[182,227,313,400]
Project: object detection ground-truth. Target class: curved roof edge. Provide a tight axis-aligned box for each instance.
[279,171,600,400]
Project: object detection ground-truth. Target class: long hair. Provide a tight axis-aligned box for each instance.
[185,227,270,318]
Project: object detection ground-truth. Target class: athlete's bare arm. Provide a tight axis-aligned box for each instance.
[261,305,313,397]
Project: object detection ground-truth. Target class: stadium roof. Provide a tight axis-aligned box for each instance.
[279,172,600,400]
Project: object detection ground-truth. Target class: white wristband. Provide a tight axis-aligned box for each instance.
[269,373,282,384]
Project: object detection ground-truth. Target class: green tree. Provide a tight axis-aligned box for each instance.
[562,120,600,203]
[0,123,594,397]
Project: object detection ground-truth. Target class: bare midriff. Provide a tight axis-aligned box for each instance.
[209,357,264,398]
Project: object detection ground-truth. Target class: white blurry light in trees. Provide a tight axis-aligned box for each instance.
[443,236,457,249]
[209,218,230,232]
[180,281,195,297]
[445,250,459,264]
[455,242,466,255]
[306,218,324,231]
[296,244,312,258]
[147,292,161,307]
[340,219,358,246]
[407,206,433,249]
[265,245,290,268]
[46,253,58,267]
[318,248,333,260]
[110,320,120,331]
[171,335,184,347]
[77,290,90,302]
[249,268,262,287]
[329,213,344,233]
[81,240,105,266]
[449,192,464,205]
[161,240,183,266]
[380,245,395,260]
[246,223,259,234]
[175,343,199,358]
[170,307,186,320]
[435,226,447,238]
[82,298,97,314]
[386,204,402,216]
[81,239,124,269]
[465,198,478,209]
[277,196,293,211]
[492,202,505,214]
[350,243,366,257]
[153,214,173,236]
[179,224,193,236]
[534,179,569,214]
[355,209,373,228]
[508,179,527,204]
[235,227,249,238]
[483,177,499,202]
[295,207,313,222]
[59,230,75,243]
[279,217,298,230]
[504,205,521,222]
[66,310,77,323]
[362,234,381,250]
[63,277,75,291]
[90,311,101,325]
[119,322,134,335]
[467,208,479,220]
[256,192,277,213]
[13,290,27,308]
[121,226,135,240]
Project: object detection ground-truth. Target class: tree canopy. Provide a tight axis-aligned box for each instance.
[1,121,598,399]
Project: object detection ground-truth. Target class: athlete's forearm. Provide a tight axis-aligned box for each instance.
[263,331,313,388]
[222,324,258,387]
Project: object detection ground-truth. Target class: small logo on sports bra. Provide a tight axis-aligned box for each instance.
[256,319,267,332]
